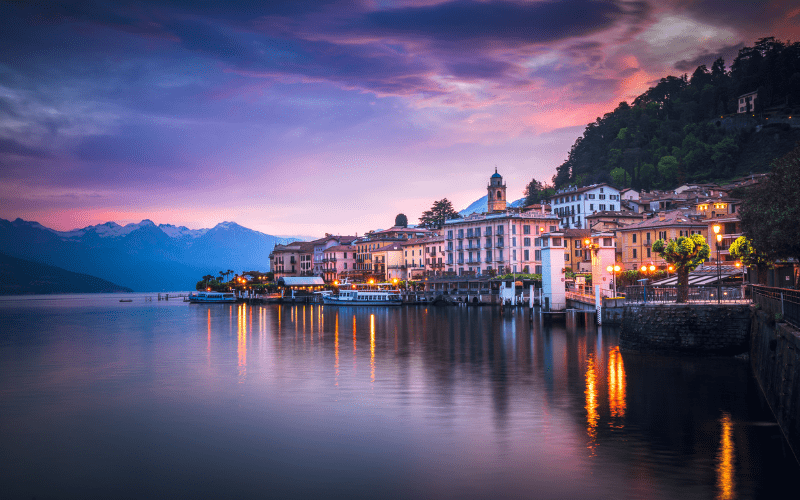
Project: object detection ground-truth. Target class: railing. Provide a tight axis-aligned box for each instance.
[752,285,800,329]
[624,285,748,304]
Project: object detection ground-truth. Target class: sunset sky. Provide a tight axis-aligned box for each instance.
[1,1,797,237]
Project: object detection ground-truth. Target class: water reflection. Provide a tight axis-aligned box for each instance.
[608,346,626,421]
[1,300,795,500]
[717,412,736,500]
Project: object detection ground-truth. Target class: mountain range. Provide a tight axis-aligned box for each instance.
[0,218,302,292]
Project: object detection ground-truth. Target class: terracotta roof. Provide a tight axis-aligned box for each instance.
[325,244,357,252]
[586,210,643,218]
[616,211,707,230]
[563,228,591,239]
[374,242,403,252]
[552,183,613,196]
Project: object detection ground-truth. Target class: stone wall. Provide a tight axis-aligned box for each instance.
[750,309,800,463]
[620,304,750,355]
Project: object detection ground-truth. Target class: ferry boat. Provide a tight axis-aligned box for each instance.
[322,280,402,306]
[188,291,237,303]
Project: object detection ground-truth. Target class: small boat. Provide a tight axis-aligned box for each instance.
[119,299,133,302]
[188,291,237,303]
[322,279,402,306]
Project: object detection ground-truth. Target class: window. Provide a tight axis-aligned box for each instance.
[575,249,581,257]
[524,249,529,260]
[565,253,570,261]
[609,204,615,211]
[512,225,516,234]
[344,263,347,269]
[604,238,612,246]
[447,230,453,239]
[467,228,473,238]
[512,237,516,247]
[486,250,492,261]
[458,229,464,238]
[600,187,604,193]
[475,228,481,237]
[513,250,516,261]
[646,232,651,241]
[523,225,530,234]
[524,237,531,246]
[646,248,651,258]
[535,250,541,260]
[599,204,606,210]
[550,226,557,232]
[590,204,594,210]
[486,226,492,236]
[599,194,606,200]
[535,265,542,274]
[659,231,667,240]
[589,194,595,199]
[497,226,504,235]
[633,249,637,258]
[632,234,637,243]
[577,205,581,214]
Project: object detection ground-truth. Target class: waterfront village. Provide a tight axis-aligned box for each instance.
[256,168,794,299]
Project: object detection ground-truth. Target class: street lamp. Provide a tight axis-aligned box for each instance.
[713,224,722,303]
[606,264,621,297]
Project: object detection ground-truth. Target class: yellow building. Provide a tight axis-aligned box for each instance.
[616,211,708,271]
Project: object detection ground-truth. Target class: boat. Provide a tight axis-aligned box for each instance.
[322,279,403,306]
[119,299,133,302]
[188,291,237,303]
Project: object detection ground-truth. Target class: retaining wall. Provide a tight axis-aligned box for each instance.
[620,304,750,355]
[750,309,800,463]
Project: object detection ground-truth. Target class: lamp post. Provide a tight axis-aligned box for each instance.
[606,264,621,297]
[713,224,721,304]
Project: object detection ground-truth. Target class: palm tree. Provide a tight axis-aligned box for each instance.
[202,275,214,287]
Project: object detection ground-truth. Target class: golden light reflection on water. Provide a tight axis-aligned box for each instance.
[335,312,339,386]
[237,304,247,382]
[585,354,599,453]
[717,412,736,500]
[370,314,375,384]
[607,346,626,421]
[207,308,211,361]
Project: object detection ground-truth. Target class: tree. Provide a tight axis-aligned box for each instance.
[523,178,555,207]
[419,199,460,229]
[728,236,772,284]
[394,213,408,227]
[656,156,679,186]
[739,144,800,271]
[610,167,631,187]
[652,235,710,302]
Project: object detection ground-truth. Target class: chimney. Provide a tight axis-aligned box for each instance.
[658,213,666,221]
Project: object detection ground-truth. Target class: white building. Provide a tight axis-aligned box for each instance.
[548,183,621,229]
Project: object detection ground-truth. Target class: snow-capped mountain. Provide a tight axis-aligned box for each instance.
[0,218,310,292]
[459,196,526,217]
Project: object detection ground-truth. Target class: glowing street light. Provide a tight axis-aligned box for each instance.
[606,264,621,297]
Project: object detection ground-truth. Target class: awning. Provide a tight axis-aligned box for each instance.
[278,277,325,286]
[651,269,741,286]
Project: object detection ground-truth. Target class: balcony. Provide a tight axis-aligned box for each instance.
[496,242,504,248]
[644,240,652,247]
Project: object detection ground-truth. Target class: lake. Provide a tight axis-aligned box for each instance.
[0,294,796,499]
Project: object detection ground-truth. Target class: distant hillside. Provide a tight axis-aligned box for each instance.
[0,253,132,295]
[553,37,800,191]
[0,219,303,292]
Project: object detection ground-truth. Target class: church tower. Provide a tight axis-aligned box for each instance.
[487,168,507,213]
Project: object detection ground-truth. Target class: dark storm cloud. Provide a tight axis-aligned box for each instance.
[673,42,746,71]
[359,0,646,47]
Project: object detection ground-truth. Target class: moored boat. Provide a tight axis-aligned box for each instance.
[188,291,237,303]
[322,280,402,306]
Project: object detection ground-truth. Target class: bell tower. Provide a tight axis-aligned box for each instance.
[487,168,507,213]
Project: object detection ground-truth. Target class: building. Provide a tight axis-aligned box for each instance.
[444,170,560,276]
[585,210,645,232]
[353,226,435,280]
[372,242,405,281]
[487,168,507,213]
[738,91,757,113]
[563,228,592,272]
[548,183,621,229]
[322,244,357,283]
[270,241,305,280]
[615,211,708,271]
[312,235,357,278]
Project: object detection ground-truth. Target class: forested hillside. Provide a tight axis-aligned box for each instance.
[553,37,800,191]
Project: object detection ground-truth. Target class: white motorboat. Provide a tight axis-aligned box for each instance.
[322,280,402,306]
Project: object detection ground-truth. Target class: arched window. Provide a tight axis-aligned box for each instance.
[497,190,502,199]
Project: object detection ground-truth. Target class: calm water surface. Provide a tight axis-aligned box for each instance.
[0,294,797,499]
